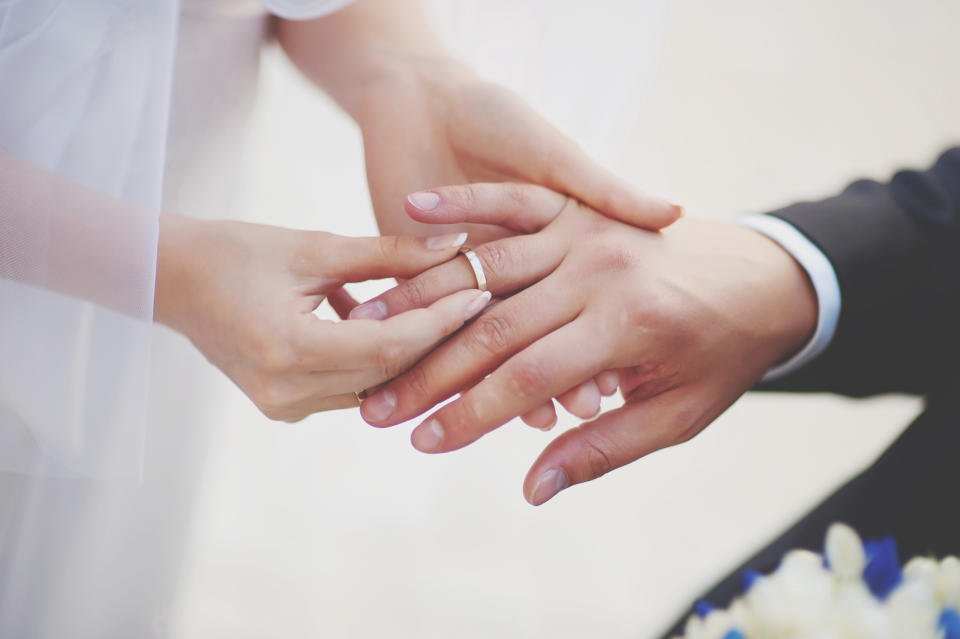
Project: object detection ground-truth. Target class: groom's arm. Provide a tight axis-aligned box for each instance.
[753,147,960,397]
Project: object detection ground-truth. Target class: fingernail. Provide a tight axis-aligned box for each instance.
[463,290,492,320]
[539,414,558,432]
[675,204,686,218]
[408,191,441,211]
[360,389,396,423]
[425,232,467,251]
[412,418,444,452]
[349,300,387,320]
[528,468,568,506]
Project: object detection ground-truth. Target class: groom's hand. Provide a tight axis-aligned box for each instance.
[354,184,817,504]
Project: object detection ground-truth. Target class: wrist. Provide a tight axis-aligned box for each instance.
[665,219,817,371]
[154,212,202,330]
[743,227,819,366]
[350,55,475,126]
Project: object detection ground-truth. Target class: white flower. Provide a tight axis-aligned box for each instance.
[676,524,957,639]
[936,556,960,608]
[825,523,866,580]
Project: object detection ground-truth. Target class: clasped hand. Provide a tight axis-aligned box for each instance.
[154,214,491,422]
[352,183,818,505]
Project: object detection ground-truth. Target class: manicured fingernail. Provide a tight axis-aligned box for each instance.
[412,418,444,452]
[464,290,492,320]
[528,468,568,506]
[425,232,467,251]
[408,191,440,211]
[349,300,387,320]
[360,389,396,423]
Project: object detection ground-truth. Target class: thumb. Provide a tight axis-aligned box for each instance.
[318,231,468,283]
[523,390,692,506]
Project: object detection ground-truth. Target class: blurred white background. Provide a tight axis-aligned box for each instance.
[168,1,960,637]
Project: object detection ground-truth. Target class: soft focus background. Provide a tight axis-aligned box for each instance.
[170,1,959,637]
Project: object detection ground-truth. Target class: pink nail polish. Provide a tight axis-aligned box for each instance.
[463,291,492,320]
[361,389,396,423]
[408,191,441,211]
[349,300,387,320]
[412,418,444,452]
[528,468,568,505]
[425,232,468,251]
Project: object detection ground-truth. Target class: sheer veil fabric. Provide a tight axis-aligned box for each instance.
[0,0,352,636]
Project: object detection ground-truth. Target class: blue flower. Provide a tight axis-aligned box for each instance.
[722,630,746,639]
[862,536,902,599]
[940,608,960,639]
[742,570,763,592]
[694,600,716,618]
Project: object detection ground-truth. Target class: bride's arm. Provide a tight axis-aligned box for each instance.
[0,148,156,318]
[274,0,681,241]
[274,0,452,118]
[1,147,487,421]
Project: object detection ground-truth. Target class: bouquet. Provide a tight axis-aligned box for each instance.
[675,524,960,639]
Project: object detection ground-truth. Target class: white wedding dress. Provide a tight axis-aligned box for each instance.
[0,1,352,636]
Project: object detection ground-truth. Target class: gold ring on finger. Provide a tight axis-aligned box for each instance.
[458,247,488,292]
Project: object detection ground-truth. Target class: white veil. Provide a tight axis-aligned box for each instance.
[0,0,177,479]
[0,1,352,636]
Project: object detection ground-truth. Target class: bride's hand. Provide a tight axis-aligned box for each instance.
[277,10,682,245]
[154,214,490,422]
[355,70,683,245]
[351,184,817,503]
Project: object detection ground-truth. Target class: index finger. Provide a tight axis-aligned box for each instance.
[349,229,569,320]
[405,183,572,233]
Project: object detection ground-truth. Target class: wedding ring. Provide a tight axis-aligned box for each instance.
[458,247,488,292]
[354,390,365,406]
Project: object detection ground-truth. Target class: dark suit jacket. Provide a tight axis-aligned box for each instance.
[662,147,960,637]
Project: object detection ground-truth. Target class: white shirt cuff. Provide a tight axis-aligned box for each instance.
[739,215,842,382]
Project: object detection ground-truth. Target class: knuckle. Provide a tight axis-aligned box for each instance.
[377,235,403,261]
[467,313,512,355]
[508,358,551,400]
[396,276,427,309]
[373,335,408,369]
[451,397,484,431]
[502,182,530,209]
[252,381,291,421]
[581,242,639,276]
[581,432,617,479]
[247,331,294,372]
[401,364,433,402]
[450,183,478,211]
[475,241,510,274]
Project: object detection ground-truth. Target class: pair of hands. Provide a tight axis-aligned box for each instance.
[155,184,814,507]
[153,53,682,426]
[154,23,815,505]
[352,183,818,505]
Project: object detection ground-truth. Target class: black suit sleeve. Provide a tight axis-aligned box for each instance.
[759,147,960,397]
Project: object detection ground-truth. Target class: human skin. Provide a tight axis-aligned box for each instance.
[276,0,683,246]
[278,0,676,403]
[154,213,490,421]
[353,183,818,504]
